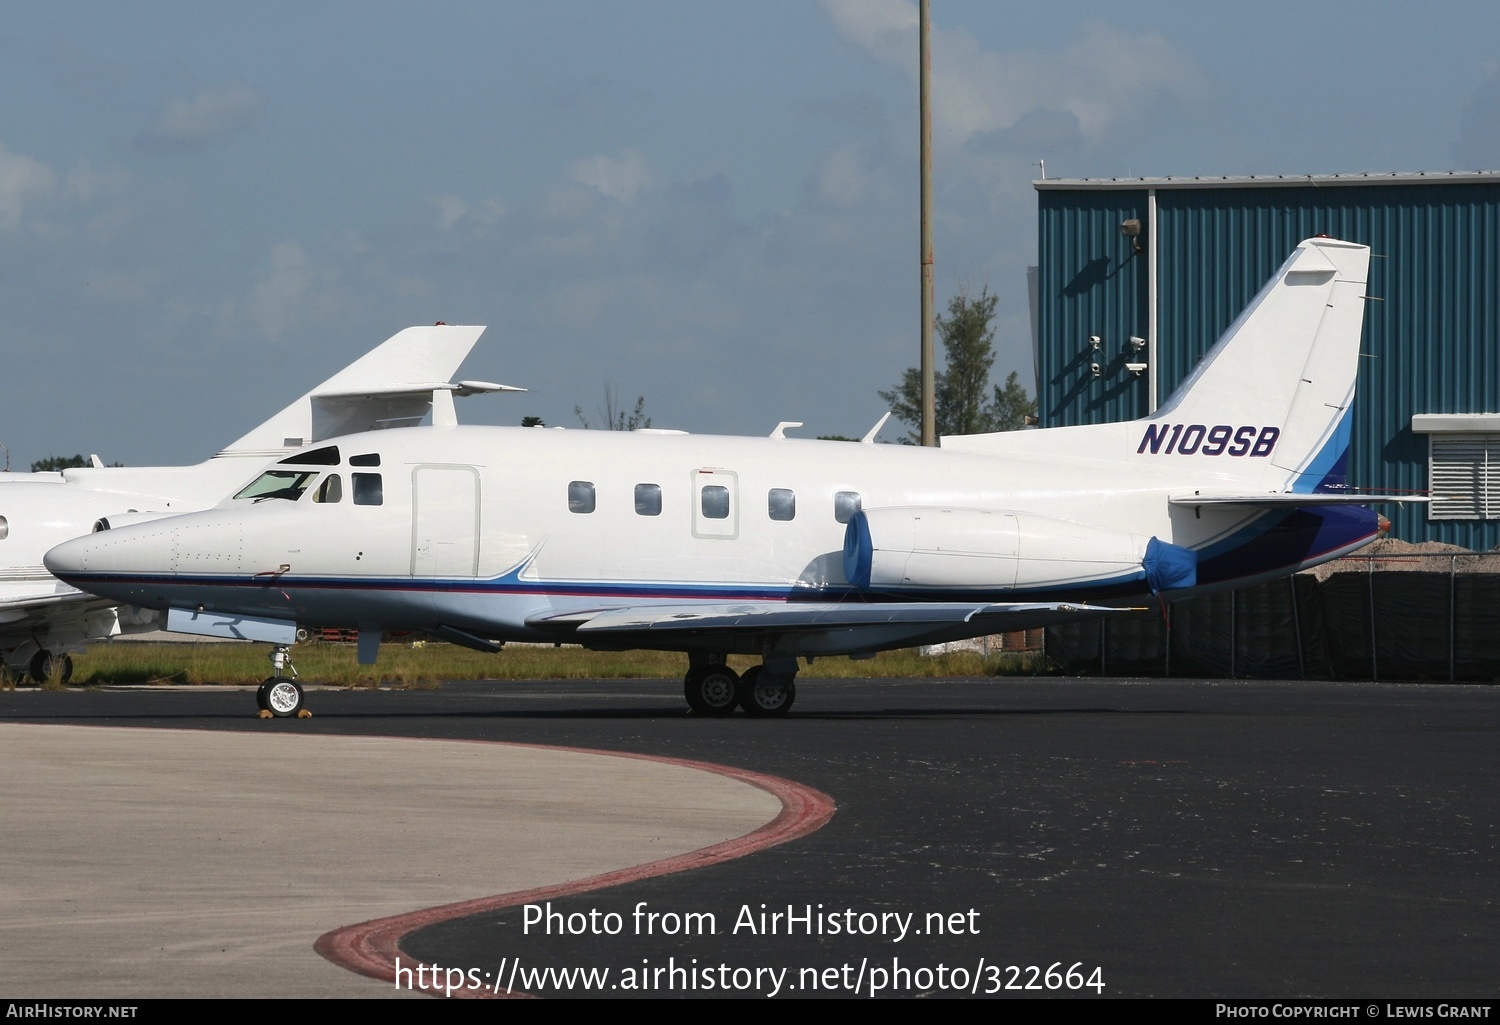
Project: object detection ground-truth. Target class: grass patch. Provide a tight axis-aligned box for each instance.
[63,641,1049,687]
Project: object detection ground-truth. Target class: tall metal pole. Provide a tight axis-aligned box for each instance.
[919,0,936,446]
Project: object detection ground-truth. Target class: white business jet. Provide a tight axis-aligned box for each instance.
[47,238,1401,718]
[2,323,503,682]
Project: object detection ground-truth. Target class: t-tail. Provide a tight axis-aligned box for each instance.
[216,324,488,459]
[941,236,1390,596]
[1135,236,1370,495]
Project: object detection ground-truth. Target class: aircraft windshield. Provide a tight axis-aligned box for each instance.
[233,469,321,503]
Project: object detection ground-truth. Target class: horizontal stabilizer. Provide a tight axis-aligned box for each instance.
[312,379,523,400]
[1169,492,1427,506]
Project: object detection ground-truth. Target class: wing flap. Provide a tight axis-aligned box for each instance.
[530,600,1130,635]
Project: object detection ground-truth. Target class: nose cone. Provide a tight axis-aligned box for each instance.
[45,522,178,601]
[43,533,102,580]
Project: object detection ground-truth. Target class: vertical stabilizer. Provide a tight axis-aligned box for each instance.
[1147,237,1370,491]
[218,325,486,457]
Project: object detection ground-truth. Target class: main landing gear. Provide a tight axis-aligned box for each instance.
[682,656,798,717]
[255,644,307,719]
[2,649,75,687]
[29,650,73,685]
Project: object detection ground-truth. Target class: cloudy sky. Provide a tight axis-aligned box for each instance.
[3,0,1498,467]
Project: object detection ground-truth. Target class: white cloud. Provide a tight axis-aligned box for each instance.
[822,0,917,71]
[571,148,652,203]
[140,83,265,149]
[249,240,334,341]
[814,143,891,208]
[426,194,506,230]
[0,141,56,230]
[62,161,120,204]
[429,195,469,230]
[822,3,1207,149]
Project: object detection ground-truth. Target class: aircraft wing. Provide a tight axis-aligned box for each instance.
[0,590,98,618]
[0,568,95,617]
[0,583,122,666]
[529,600,1130,636]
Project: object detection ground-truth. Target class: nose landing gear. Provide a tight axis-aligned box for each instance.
[256,644,307,718]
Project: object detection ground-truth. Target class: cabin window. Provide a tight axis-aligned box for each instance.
[352,473,383,506]
[280,445,340,466]
[568,480,596,514]
[701,485,730,519]
[834,490,862,524]
[635,483,662,516]
[0,515,8,540]
[313,474,342,504]
[233,469,319,502]
[350,453,381,467]
[768,488,795,521]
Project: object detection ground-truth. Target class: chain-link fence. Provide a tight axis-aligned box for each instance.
[1046,552,1500,681]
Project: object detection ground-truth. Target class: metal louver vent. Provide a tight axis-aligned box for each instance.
[1429,434,1497,520]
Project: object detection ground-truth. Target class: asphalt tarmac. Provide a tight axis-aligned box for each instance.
[3,676,1497,999]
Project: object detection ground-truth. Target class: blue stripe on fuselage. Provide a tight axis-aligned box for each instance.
[59,504,1380,612]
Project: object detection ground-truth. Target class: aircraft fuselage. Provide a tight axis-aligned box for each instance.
[48,422,1380,656]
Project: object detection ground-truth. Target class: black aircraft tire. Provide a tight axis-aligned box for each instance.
[684,665,739,716]
[256,680,275,711]
[738,666,796,718]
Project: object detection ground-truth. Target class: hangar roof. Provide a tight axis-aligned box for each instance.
[1034,170,1500,190]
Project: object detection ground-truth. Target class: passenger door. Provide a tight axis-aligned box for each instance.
[411,465,480,577]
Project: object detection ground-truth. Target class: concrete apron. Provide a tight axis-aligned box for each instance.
[0,723,783,998]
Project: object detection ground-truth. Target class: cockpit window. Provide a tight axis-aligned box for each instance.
[352,473,383,506]
[350,453,381,466]
[279,445,340,466]
[233,469,320,502]
[313,474,343,504]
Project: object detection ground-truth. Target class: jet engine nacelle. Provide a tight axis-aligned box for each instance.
[92,510,177,533]
[844,507,1149,592]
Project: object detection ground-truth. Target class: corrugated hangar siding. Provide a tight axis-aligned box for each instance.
[1035,177,1500,548]
[1036,191,1150,424]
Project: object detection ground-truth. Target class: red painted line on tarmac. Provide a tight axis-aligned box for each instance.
[314,741,835,998]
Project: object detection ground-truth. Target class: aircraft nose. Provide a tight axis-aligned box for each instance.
[44,521,178,586]
[43,534,96,579]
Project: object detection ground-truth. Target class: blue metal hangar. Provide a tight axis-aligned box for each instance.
[1031,171,1500,549]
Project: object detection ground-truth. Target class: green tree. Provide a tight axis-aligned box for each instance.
[575,384,651,431]
[990,370,1037,432]
[30,454,89,472]
[878,286,1036,443]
